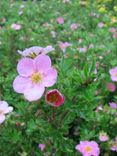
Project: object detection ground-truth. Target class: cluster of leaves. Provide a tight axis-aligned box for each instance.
[0,0,117,155]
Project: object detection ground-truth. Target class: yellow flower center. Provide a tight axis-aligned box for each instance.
[31,72,42,83]
[84,146,92,152]
[115,73,117,77]
[30,52,37,58]
[49,94,58,103]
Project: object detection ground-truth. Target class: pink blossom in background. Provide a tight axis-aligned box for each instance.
[97,22,104,28]
[0,101,13,124]
[13,54,57,102]
[45,89,65,107]
[109,102,117,109]
[75,141,100,156]
[99,132,109,142]
[78,46,87,53]
[106,82,116,92]
[109,27,116,33]
[113,32,117,38]
[18,46,55,58]
[70,23,78,31]
[109,67,117,82]
[56,17,64,24]
[59,42,71,53]
[111,139,117,152]
[11,23,22,30]
[63,0,70,3]
[38,144,45,151]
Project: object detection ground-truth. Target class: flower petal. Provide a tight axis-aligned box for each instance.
[0,115,5,124]
[0,101,8,108]
[4,107,13,114]
[43,46,54,54]
[17,58,34,77]
[24,85,45,102]
[42,68,57,87]
[34,54,51,72]
[13,76,31,93]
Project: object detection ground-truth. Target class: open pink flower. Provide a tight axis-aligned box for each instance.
[75,141,100,156]
[18,46,54,58]
[109,27,116,33]
[11,23,22,30]
[45,89,65,107]
[38,144,45,151]
[113,32,117,38]
[59,42,71,53]
[0,101,13,124]
[99,132,109,142]
[56,17,64,24]
[109,102,117,109]
[109,67,117,82]
[111,138,117,152]
[13,54,57,102]
[70,23,78,31]
[63,0,70,3]
[97,22,104,28]
[106,82,116,92]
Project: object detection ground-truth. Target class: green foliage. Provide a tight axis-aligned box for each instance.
[0,0,117,155]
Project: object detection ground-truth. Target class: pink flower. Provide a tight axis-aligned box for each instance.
[109,102,117,109]
[111,139,117,152]
[70,23,78,31]
[0,101,13,124]
[109,27,116,33]
[109,67,117,82]
[59,42,71,53]
[113,32,117,38]
[106,82,116,92]
[99,132,109,142]
[56,17,64,24]
[63,0,70,3]
[13,54,57,102]
[78,46,87,53]
[75,141,100,156]
[38,144,45,151]
[45,89,65,107]
[18,46,55,58]
[11,23,22,30]
[97,22,104,28]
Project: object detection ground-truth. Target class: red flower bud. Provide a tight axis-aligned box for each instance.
[45,89,65,107]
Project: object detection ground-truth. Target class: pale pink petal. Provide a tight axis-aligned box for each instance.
[0,101,8,108]
[109,67,117,75]
[13,76,31,93]
[43,46,54,54]
[0,115,5,124]
[34,54,51,72]
[17,58,34,77]
[42,68,57,87]
[24,85,45,101]
[111,76,117,82]
[4,107,13,114]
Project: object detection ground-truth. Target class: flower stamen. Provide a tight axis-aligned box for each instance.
[31,72,42,83]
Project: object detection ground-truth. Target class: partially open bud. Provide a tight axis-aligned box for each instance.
[45,89,65,107]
